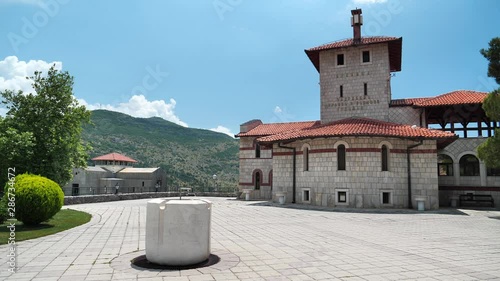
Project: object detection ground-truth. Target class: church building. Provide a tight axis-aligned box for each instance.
[236,9,499,209]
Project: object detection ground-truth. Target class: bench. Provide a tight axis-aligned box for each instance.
[459,194,494,208]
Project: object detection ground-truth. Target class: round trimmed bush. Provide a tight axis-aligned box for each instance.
[14,174,64,225]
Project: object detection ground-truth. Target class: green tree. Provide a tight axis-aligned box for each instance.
[0,128,35,188]
[0,65,91,187]
[478,37,500,168]
[480,37,500,85]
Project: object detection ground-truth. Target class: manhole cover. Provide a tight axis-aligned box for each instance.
[131,254,220,270]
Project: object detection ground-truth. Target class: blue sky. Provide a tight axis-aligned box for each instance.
[0,0,499,137]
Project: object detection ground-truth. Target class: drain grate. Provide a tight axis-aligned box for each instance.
[131,254,221,270]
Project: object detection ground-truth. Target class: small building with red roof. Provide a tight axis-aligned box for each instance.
[91,152,138,167]
[63,152,166,196]
[235,9,499,209]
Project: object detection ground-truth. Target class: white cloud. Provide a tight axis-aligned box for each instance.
[0,56,189,129]
[352,0,387,4]
[209,125,235,138]
[78,95,188,128]
[271,105,294,123]
[0,56,62,93]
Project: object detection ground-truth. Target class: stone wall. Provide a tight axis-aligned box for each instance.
[487,176,500,186]
[272,137,439,209]
[238,137,273,199]
[439,138,486,159]
[117,168,167,191]
[319,43,392,123]
[63,168,112,194]
[64,192,237,205]
[388,106,423,126]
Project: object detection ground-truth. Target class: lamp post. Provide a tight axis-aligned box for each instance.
[213,174,217,193]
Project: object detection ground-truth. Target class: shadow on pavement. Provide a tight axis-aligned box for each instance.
[244,200,471,216]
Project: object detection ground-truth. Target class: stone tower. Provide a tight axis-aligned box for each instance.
[305,8,402,123]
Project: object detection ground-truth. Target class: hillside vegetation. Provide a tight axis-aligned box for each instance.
[82,110,239,189]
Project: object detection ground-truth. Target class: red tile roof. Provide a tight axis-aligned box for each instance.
[389,97,431,107]
[305,36,402,72]
[92,153,137,163]
[235,121,318,138]
[307,36,400,51]
[257,118,456,144]
[413,90,488,107]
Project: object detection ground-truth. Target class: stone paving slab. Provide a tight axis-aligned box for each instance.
[1,198,500,280]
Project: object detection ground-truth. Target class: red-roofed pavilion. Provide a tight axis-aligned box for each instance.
[92,153,137,166]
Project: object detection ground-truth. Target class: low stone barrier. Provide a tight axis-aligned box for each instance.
[64,191,237,205]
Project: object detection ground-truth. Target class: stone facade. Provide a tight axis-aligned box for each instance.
[238,137,273,200]
[237,37,444,209]
[272,137,439,209]
[320,44,392,123]
[66,167,112,192]
[388,106,424,126]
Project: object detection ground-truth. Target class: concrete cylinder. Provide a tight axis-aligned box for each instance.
[417,200,425,211]
[415,196,426,211]
[146,198,212,266]
[243,189,252,201]
[414,196,425,211]
[276,192,287,205]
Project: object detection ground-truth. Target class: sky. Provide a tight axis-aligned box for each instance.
[0,0,499,137]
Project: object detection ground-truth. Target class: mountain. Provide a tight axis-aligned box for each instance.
[81,110,239,189]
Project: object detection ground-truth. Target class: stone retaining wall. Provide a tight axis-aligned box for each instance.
[64,192,237,205]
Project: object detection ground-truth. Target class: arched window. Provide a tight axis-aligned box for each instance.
[438,154,454,176]
[337,145,346,171]
[459,154,480,176]
[303,147,309,171]
[381,145,389,171]
[255,143,261,158]
[254,171,261,190]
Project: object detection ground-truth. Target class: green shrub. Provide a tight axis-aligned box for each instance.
[0,196,8,224]
[0,182,13,224]
[13,174,64,225]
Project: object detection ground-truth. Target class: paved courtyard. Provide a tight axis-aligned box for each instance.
[1,197,500,281]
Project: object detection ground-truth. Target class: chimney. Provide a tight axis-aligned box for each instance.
[351,8,363,44]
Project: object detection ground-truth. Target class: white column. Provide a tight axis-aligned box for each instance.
[479,162,487,187]
[453,163,460,186]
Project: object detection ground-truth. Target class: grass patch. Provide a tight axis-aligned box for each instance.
[0,209,91,245]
